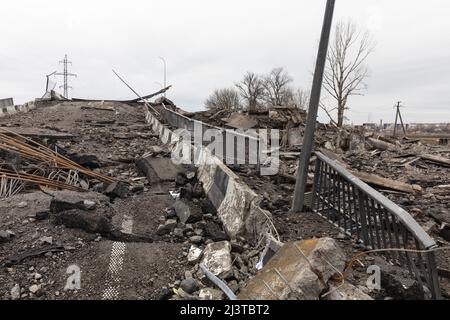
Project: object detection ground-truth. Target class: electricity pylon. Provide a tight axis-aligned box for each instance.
[56,54,77,99]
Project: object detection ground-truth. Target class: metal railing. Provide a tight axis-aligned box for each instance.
[310,152,441,299]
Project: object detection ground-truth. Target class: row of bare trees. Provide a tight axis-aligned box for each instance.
[205,20,375,127]
[205,68,310,113]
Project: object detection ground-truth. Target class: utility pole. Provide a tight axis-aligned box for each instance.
[292,0,336,212]
[56,54,77,99]
[45,71,57,92]
[393,101,407,137]
[158,57,167,97]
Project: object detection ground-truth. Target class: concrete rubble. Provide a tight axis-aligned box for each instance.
[0,96,448,301]
[200,241,233,277]
[238,238,347,300]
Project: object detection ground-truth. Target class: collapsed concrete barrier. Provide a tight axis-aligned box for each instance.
[145,110,275,242]
[238,238,348,300]
[0,101,36,118]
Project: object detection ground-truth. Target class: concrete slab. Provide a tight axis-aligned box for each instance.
[136,157,182,182]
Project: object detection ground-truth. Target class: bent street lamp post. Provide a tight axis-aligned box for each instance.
[292,0,336,212]
[158,57,167,97]
[46,71,57,93]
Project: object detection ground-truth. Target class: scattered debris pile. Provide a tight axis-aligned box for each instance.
[0,127,115,198]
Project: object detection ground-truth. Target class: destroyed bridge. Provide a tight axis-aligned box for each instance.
[0,90,449,301]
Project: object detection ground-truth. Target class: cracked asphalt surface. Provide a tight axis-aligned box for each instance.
[0,101,191,300]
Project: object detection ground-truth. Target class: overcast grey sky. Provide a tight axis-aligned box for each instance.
[1,0,449,124]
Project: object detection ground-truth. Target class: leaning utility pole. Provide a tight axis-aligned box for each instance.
[56,54,77,99]
[292,0,336,212]
[393,101,407,137]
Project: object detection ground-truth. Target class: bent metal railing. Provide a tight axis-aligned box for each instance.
[309,152,441,299]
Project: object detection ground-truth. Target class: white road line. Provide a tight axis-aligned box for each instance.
[102,213,134,300]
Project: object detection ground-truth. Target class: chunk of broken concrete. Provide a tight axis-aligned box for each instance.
[325,282,373,300]
[18,202,28,208]
[199,288,224,300]
[200,241,232,277]
[173,199,191,224]
[0,230,15,243]
[238,238,346,300]
[29,284,42,296]
[187,245,203,263]
[156,219,177,236]
[105,181,129,199]
[189,236,203,244]
[39,236,53,245]
[83,200,96,210]
[54,209,112,234]
[10,284,21,300]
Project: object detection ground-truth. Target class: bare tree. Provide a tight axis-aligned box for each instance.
[235,72,265,113]
[262,67,294,107]
[293,88,310,110]
[205,88,241,111]
[322,20,376,127]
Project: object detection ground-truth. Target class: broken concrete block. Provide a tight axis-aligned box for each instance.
[136,157,181,182]
[18,202,28,208]
[199,288,225,300]
[54,209,112,234]
[257,234,284,269]
[326,282,373,300]
[201,241,232,277]
[105,181,129,199]
[83,200,96,210]
[29,284,42,296]
[39,236,53,245]
[187,245,203,263]
[173,199,191,224]
[238,238,346,300]
[0,230,14,243]
[10,284,20,300]
[189,236,203,244]
[156,219,178,236]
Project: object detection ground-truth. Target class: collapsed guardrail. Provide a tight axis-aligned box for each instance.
[308,152,441,299]
[145,108,277,243]
[160,106,261,166]
[152,103,441,299]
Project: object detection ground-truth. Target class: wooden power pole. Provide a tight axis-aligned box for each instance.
[393,101,407,137]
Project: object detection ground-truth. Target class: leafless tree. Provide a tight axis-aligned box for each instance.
[322,20,376,127]
[293,88,310,110]
[235,72,265,112]
[205,88,241,111]
[262,67,294,107]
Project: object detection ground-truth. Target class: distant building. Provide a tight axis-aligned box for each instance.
[363,123,377,129]
[0,98,14,108]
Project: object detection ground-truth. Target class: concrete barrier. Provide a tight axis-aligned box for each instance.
[0,101,36,118]
[145,110,275,242]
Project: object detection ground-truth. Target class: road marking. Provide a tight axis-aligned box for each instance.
[102,213,134,300]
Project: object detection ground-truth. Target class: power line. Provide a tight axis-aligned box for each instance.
[56,54,77,99]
